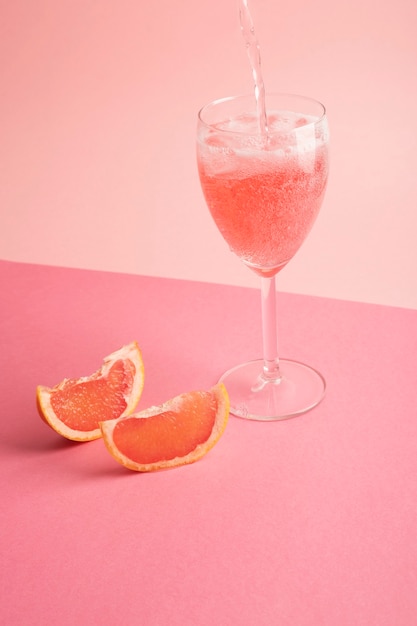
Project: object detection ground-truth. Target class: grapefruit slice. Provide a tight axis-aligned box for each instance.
[100,383,230,471]
[36,342,144,442]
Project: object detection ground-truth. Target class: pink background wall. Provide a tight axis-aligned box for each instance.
[1,0,416,309]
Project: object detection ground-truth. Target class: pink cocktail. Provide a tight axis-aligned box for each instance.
[197,93,329,420]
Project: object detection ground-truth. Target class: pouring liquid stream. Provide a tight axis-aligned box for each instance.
[239,0,268,138]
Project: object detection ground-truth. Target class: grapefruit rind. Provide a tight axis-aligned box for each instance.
[36,342,144,442]
[100,383,230,471]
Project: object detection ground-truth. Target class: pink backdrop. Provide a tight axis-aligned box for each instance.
[1,0,416,308]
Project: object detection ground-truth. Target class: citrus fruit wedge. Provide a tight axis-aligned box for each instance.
[36,342,144,442]
[100,383,230,472]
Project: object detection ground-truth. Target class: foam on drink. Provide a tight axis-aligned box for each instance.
[199,111,322,177]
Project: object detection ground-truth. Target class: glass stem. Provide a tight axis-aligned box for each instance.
[261,276,281,382]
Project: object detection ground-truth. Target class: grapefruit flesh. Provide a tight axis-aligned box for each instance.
[100,383,230,471]
[36,342,144,442]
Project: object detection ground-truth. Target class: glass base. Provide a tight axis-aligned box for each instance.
[219,359,325,421]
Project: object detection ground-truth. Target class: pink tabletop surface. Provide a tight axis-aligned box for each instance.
[1,260,417,625]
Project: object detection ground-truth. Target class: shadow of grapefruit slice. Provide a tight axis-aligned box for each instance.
[100,383,229,471]
[36,342,144,442]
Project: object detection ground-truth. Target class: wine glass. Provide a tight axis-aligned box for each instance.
[196,93,329,420]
